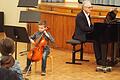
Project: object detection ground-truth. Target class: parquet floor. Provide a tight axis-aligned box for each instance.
[16,42,120,80]
[0,33,120,80]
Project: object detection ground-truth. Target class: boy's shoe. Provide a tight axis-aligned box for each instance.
[22,69,27,74]
[22,68,31,74]
[41,72,46,76]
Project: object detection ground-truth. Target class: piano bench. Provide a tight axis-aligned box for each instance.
[66,39,89,65]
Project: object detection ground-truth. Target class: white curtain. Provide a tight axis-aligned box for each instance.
[109,0,115,5]
[77,0,117,5]
[102,0,109,5]
[115,0,120,6]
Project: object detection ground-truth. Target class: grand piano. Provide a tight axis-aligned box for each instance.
[92,22,120,66]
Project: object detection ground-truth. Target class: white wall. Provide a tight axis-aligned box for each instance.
[0,0,26,27]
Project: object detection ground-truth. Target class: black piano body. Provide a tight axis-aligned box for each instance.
[89,22,120,66]
[93,23,119,43]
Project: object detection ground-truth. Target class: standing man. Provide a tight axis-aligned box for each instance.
[72,0,102,65]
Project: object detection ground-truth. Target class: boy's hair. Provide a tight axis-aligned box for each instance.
[0,38,14,56]
[38,20,46,27]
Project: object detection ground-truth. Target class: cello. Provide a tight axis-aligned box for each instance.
[27,30,48,62]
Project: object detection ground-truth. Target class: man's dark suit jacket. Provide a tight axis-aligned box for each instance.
[72,10,93,42]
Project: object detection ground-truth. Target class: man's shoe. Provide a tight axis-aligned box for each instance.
[41,72,46,76]
[96,60,103,65]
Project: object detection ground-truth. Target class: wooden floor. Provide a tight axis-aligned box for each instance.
[0,33,120,80]
[15,43,120,80]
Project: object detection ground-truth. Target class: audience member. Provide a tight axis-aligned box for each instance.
[0,38,23,80]
[0,68,18,80]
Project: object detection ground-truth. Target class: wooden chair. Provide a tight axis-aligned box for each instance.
[25,54,53,76]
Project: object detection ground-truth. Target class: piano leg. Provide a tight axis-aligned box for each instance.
[110,42,120,66]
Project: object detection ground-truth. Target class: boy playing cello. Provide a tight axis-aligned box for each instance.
[23,20,54,76]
